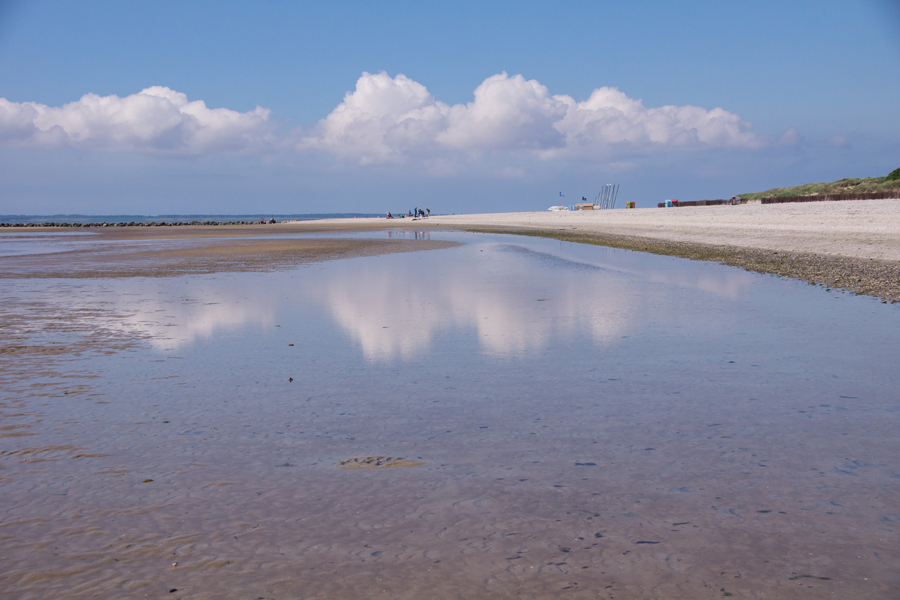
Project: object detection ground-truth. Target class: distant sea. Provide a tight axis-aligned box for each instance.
[0,213,383,225]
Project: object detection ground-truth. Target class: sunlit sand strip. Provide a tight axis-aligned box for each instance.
[410,199,900,262]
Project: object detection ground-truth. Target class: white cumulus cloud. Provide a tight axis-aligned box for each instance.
[440,73,568,151]
[298,71,765,164]
[550,86,763,156]
[0,87,274,153]
[1,74,768,164]
[300,72,450,164]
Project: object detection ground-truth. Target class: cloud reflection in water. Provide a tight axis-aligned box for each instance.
[70,234,757,359]
[89,278,277,351]
[306,242,640,361]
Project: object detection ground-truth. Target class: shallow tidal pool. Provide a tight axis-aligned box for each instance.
[1,231,899,599]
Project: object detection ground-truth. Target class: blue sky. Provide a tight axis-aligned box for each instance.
[1,0,898,215]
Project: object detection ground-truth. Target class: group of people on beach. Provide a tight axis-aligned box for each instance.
[386,207,429,219]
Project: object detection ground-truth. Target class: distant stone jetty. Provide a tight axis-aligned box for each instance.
[0,220,263,227]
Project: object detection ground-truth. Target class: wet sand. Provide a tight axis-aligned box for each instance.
[2,224,899,599]
[0,227,457,279]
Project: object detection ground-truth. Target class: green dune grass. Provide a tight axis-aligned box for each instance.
[739,168,900,200]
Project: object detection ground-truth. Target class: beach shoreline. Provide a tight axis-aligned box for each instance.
[451,227,900,303]
[6,199,899,300]
[300,199,900,301]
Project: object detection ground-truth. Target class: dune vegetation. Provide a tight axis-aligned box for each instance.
[739,168,900,200]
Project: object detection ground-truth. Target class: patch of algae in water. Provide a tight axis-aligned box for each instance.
[336,456,425,470]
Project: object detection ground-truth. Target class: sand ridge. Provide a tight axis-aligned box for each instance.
[1,233,458,279]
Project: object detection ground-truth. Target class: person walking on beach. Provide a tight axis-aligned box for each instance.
[426,208,430,217]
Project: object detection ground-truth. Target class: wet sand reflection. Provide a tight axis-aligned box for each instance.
[1,232,899,599]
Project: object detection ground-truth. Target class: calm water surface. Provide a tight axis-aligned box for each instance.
[1,231,899,599]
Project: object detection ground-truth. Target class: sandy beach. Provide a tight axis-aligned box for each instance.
[424,199,900,261]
